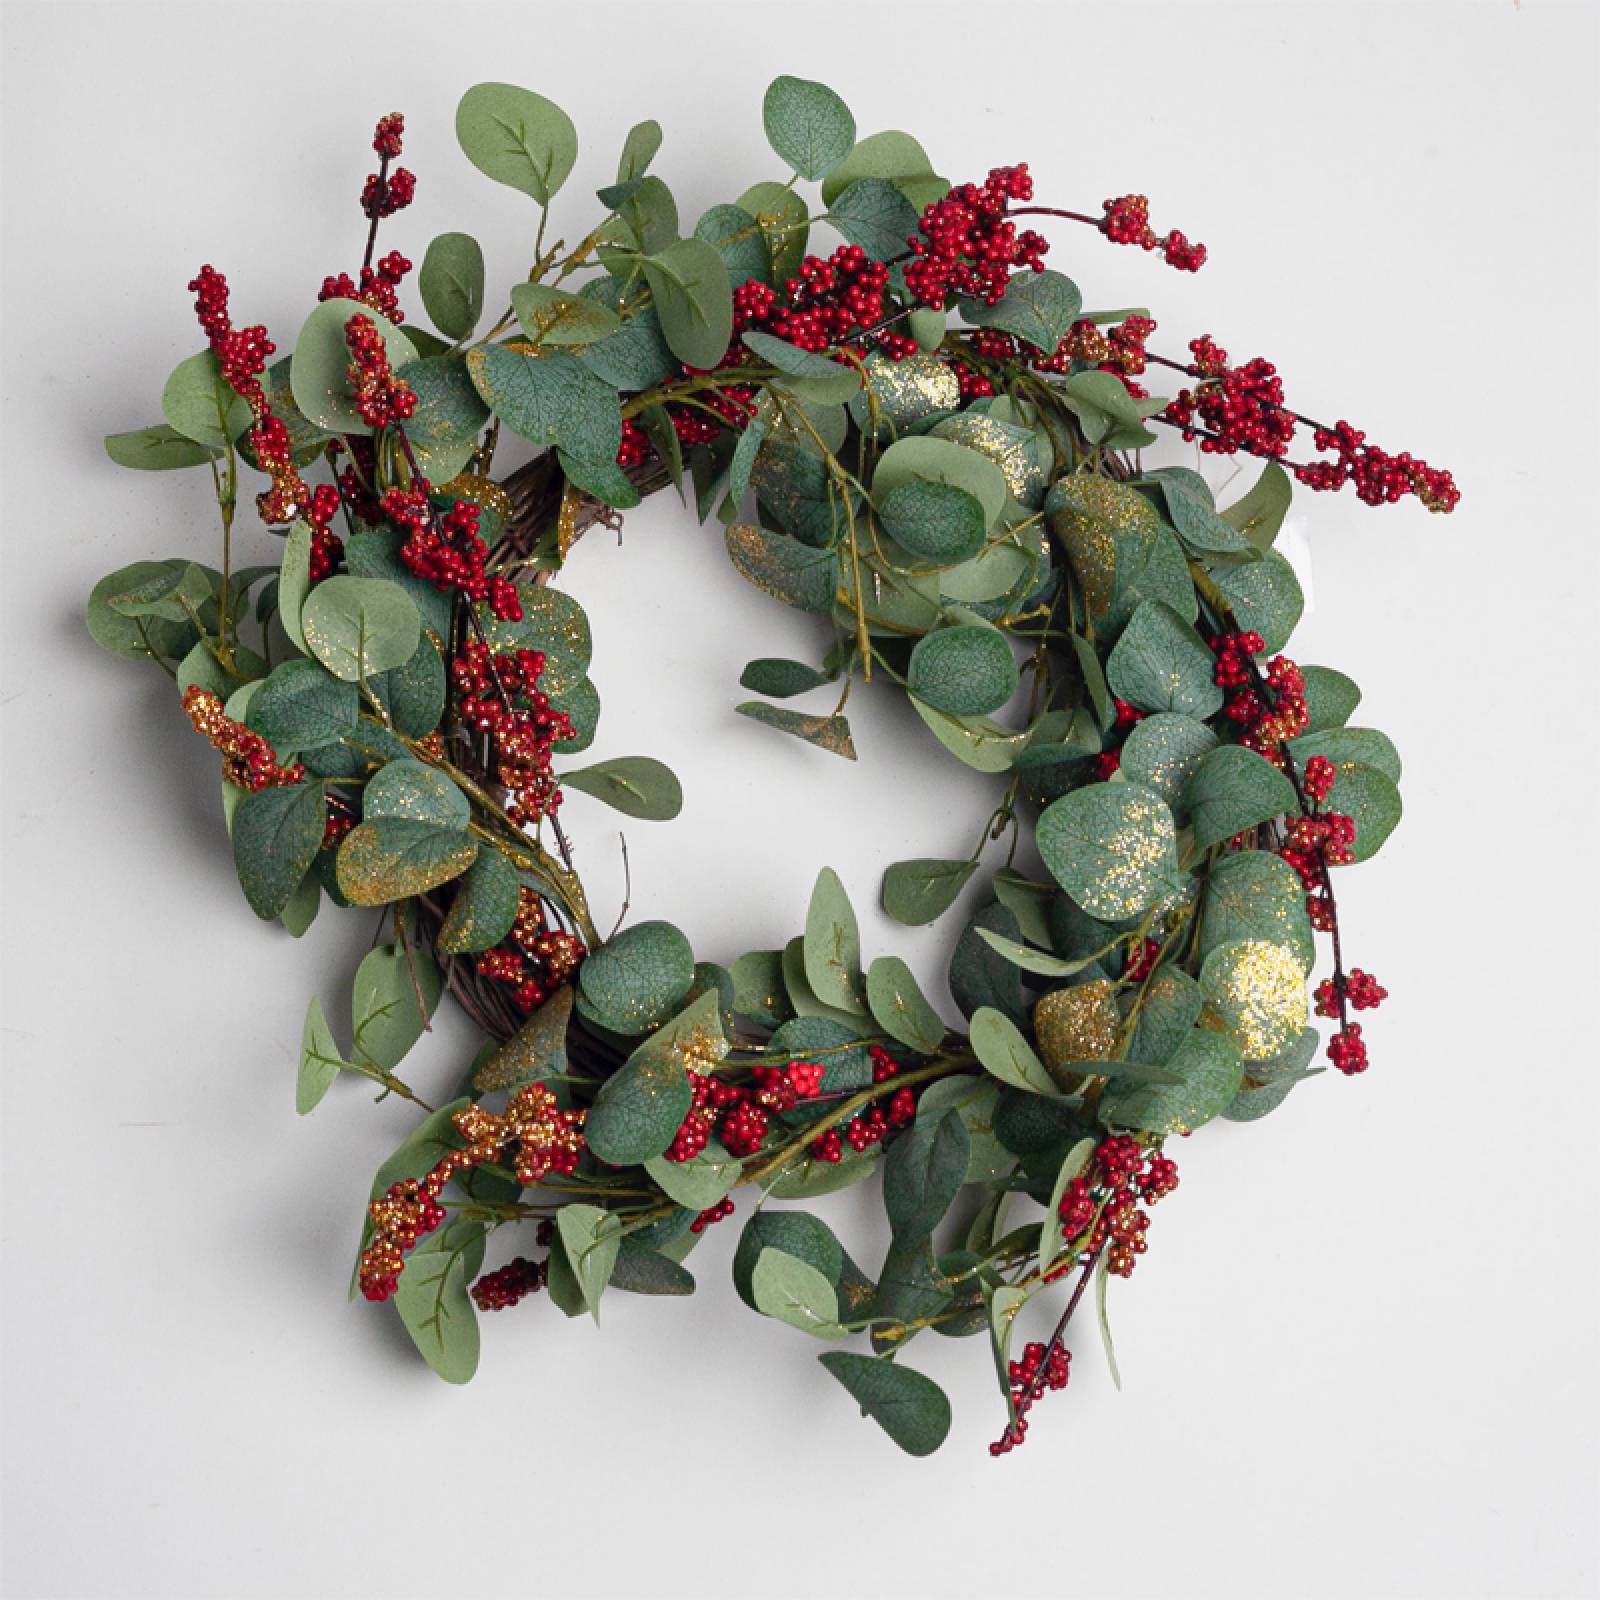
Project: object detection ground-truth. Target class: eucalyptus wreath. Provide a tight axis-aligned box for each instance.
[88,76,1454,1457]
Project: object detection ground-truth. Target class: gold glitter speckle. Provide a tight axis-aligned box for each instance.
[1035,981,1119,1068]
[1201,938,1308,1060]
[1045,475,1160,617]
[934,412,1047,507]
[854,352,960,435]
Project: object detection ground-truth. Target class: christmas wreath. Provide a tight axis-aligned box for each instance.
[87,77,1454,1457]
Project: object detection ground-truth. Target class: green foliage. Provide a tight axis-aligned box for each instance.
[554,1204,623,1322]
[820,129,945,209]
[883,1108,970,1243]
[456,82,578,205]
[962,269,1082,355]
[1186,745,1299,848]
[817,1353,952,1456]
[739,658,834,699]
[436,848,522,954]
[1199,849,1316,969]
[296,994,343,1115]
[1300,665,1362,732]
[161,350,251,448]
[466,343,621,465]
[883,857,975,927]
[724,522,838,614]
[1214,549,1304,653]
[395,1221,484,1383]
[561,756,683,820]
[751,1250,846,1338]
[970,1007,1058,1096]
[1324,762,1403,862]
[642,239,734,370]
[879,479,987,563]
[233,781,325,920]
[908,624,1020,716]
[873,435,1006,530]
[828,178,919,262]
[418,232,485,341]
[248,659,358,749]
[1036,782,1183,920]
[300,576,421,682]
[351,939,442,1072]
[1118,713,1218,816]
[104,424,218,471]
[763,74,855,180]
[512,283,622,347]
[290,298,415,435]
[866,956,945,1054]
[735,702,856,759]
[1099,1028,1243,1135]
[804,867,864,1012]
[1107,600,1224,719]
[579,919,696,1038]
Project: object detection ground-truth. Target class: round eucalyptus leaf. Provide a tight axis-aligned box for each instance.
[1036,782,1183,920]
[578,920,696,1037]
[455,82,578,205]
[290,298,416,436]
[907,624,1019,716]
[300,576,421,682]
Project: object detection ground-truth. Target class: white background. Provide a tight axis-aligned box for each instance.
[2,3,1597,1597]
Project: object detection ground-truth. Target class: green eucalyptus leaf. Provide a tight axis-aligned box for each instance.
[335,818,477,906]
[247,658,358,749]
[1099,1026,1244,1135]
[512,282,622,347]
[642,239,734,370]
[436,848,522,955]
[296,994,344,1115]
[300,576,421,682]
[883,1109,970,1243]
[738,658,834,698]
[1186,745,1299,849]
[1214,550,1304,653]
[465,343,621,464]
[103,424,218,471]
[882,857,975,926]
[351,940,441,1072]
[962,269,1082,355]
[561,756,683,820]
[394,1221,484,1383]
[817,1353,951,1456]
[233,781,325,920]
[1036,782,1183,920]
[752,1249,846,1338]
[735,702,856,759]
[908,623,1019,716]
[1221,460,1293,550]
[419,232,485,341]
[554,1204,622,1322]
[1300,665,1362,733]
[161,349,251,448]
[803,867,864,1013]
[878,479,987,563]
[725,522,838,614]
[735,181,810,282]
[1118,713,1218,816]
[970,1006,1058,1096]
[455,82,578,205]
[827,177,918,262]
[1106,600,1224,718]
[763,74,855,180]
[866,956,945,1054]
[578,920,695,1039]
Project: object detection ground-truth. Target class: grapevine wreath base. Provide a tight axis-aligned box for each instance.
[89,78,1452,1456]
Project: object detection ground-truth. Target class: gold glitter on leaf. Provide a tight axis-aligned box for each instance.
[1199,938,1309,1060]
[1045,475,1160,617]
[441,472,513,528]
[854,351,960,433]
[934,412,1047,507]
[1034,981,1119,1068]
[335,819,478,906]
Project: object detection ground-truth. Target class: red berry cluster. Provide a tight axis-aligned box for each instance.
[1314,968,1387,1018]
[808,1046,917,1161]
[359,1084,585,1301]
[665,1058,827,1163]
[471,1255,547,1311]
[1164,336,1458,513]
[734,244,891,353]
[1209,630,1310,761]
[1295,419,1460,513]
[305,482,346,580]
[616,417,650,468]
[383,483,520,619]
[691,1198,736,1233]
[989,1341,1071,1457]
[319,250,413,325]
[1054,1135,1180,1281]
[904,164,1048,308]
[450,637,575,825]
[1165,336,1297,461]
[1100,194,1207,271]
[187,264,312,526]
[181,685,304,791]
[360,113,415,221]
[476,886,586,1014]
[344,313,417,429]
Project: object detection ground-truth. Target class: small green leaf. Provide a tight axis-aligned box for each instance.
[827,177,919,262]
[363,759,470,830]
[642,238,734,370]
[554,1204,623,1323]
[872,435,1006,530]
[419,232,485,341]
[1106,599,1223,718]
[644,1139,741,1210]
[1321,761,1403,862]
[735,181,810,281]
[437,849,523,955]
[351,940,441,1072]
[233,781,325,920]
[296,995,343,1114]
[820,129,945,208]
[1036,782,1183,920]
[908,624,1019,716]
[882,857,975,926]
[1099,1026,1244,1135]
[883,1109,970,1243]
[512,283,622,347]
[970,1006,1058,1096]
[751,1249,845,1338]
[561,756,683,820]
[1186,745,1299,849]
[1214,550,1304,654]
[1118,713,1218,815]
[804,867,864,1013]
[474,984,572,1093]
[290,298,416,435]
[247,658,358,749]
[161,349,251,448]
[104,424,218,471]
[394,1222,484,1383]
[465,343,621,463]
[962,269,1082,355]
[866,956,945,1054]
[1221,460,1293,550]
[1300,665,1362,733]
[817,1352,952,1456]
[725,522,838,614]
[907,699,1028,773]
[455,82,578,205]
[300,576,421,682]
[578,920,696,1039]
[763,74,855,180]
[878,480,987,564]
[738,658,833,699]
[1144,467,1253,554]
